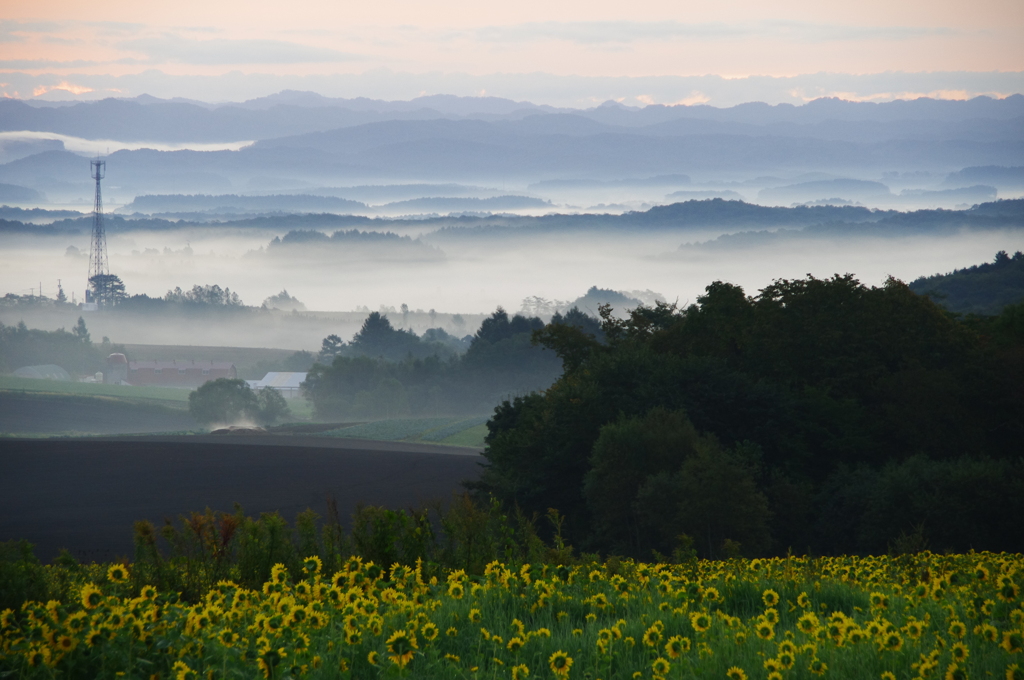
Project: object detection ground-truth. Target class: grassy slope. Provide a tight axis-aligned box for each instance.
[0,377,479,443]
[0,375,189,406]
[0,390,198,436]
[320,416,488,449]
[0,376,315,417]
[438,423,487,448]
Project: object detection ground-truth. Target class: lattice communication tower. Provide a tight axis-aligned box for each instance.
[87,159,107,299]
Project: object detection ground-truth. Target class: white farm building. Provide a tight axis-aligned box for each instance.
[249,372,307,398]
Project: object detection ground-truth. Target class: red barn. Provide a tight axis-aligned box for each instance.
[127,360,236,388]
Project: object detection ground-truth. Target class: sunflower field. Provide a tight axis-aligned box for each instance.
[2,551,1022,680]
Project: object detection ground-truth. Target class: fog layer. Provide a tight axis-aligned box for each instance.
[2,219,1021,350]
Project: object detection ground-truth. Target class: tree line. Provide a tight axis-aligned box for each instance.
[303,308,600,419]
[473,274,1024,558]
[909,249,1024,315]
[0,317,124,376]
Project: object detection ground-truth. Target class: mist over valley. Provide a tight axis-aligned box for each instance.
[2,88,1023,560]
[5,8,1024,677]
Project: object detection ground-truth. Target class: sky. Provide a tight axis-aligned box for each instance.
[2,0,1023,106]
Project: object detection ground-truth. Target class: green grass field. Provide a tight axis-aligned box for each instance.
[0,375,485,443]
[0,375,316,417]
[0,375,190,406]
[282,398,314,420]
[321,416,488,448]
[437,422,488,448]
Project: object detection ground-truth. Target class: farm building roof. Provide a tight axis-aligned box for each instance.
[129,360,235,370]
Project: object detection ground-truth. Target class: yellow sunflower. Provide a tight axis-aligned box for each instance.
[978,624,999,642]
[1003,630,1024,654]
[690,611,712,633]
[386,629,418,668]
[798,612,820,634]
[106,564,129,584]
[755,621,775,641]
[726,667,748,680]
[643,625,663,647]
[945,662,968,680]
[548,650,573,678]
[80,583,103,610]
[665,635,691,658]
[879,632,903,652]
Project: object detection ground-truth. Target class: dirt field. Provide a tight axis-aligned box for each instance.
[0,436,483,563]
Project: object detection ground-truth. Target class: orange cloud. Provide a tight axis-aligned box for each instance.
[32,80,94,96]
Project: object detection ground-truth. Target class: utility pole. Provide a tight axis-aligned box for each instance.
[87,158,107,303]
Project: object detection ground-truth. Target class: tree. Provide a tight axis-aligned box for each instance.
[189,379,292,426]
[0,319,104,375]
[165,284,242,306]
[262,289,306,312]
[256,387,291,425]
[477,273,1024,557]
[72,317,91,344]
[188,379,260,426]
[473,307,544,345]
[348,312,423,361]
[583,408,704,554]
[635,441,772,559]
[88,274,126,306]
[318,334,344,363]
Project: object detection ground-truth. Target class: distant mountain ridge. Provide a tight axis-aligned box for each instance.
[7,197,1014,238]
[1,92,1022,202]
[1,93,1021,144]
[123,194,367,214]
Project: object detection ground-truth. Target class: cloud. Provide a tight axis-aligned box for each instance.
[472,20,957,45]
[32,80,94,96]
[0,20,64,42]
[1,69,1020,109]
[788,87,1019,103]
[0,58,150,69]
[117,35,363,65]
[671,91,712,106]
[0,19,141,46]
[86,21,147,37]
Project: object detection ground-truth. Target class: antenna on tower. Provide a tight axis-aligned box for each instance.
[86,158,107,304]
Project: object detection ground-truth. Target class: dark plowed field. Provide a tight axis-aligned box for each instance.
[0,436,483,562]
